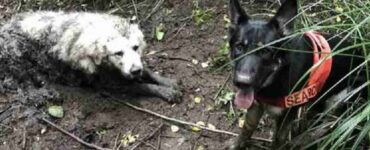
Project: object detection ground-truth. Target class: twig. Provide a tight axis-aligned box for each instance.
[22,126,26,149]
[131,0,139,21]
[213,72,232,100]
[156,55,190,62]
[167,23,187,42]
[251,136,273,143]
[250,143,270,150]
[144,0,165,21]
[109,96,272,143]
[156,134,161,150]
[130,124,163,150]
[0,123,12,130]
[140,141,157,150]
[0,105,13,123]
[39,117,111,150]
[116,142,123,150]
[0,105,11,114]
[113,132,121,150]
[111,97,237,136]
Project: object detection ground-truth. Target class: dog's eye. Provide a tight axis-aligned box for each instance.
[235,43,245,50]
[114,51,124,56]
[132,45,139,51]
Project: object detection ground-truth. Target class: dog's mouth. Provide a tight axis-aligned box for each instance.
[233,71,277,109]
[233,72,277,109]
[235,88,254,109]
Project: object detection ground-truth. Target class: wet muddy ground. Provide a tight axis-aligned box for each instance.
[0,0,282,149]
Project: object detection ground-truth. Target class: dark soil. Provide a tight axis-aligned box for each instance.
[0,0,281,149]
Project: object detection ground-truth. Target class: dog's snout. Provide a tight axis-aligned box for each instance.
[130,66,142,76]
[234,74,254,87]
[236,74,252,83]
[233,54,261,88]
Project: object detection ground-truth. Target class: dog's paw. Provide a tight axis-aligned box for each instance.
[158,77,180,89]
[159,87,182,103]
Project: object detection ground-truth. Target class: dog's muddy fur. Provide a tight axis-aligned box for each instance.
[0,12,181,126]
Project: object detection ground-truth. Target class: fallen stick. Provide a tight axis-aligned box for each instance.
[130,124,163,150]
[213,72,232,100]
[116,99,238,136]
[112,133,121,150]
[108,96,272,143]
[39,117,111,150]
[22,126,27,149]
[144,0,165,21]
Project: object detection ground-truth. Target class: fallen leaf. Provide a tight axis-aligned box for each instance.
[336,16,342,22]
[155,23,165,41]
[194,96,202,104]
[128,134,139,143]
[156,32,164,41]
[147,51,157,55]
[192,59,199,65]
[191,121,206,132]
[206,105,214,111]
[191,126,201,132]
[197,145,205,150]
[121,139,129,147]
[160,52,168,56]
[41,128,47,134]
[201,62,209,68]
[121,132,139,147]
[207,123,216,130]
[335,6,344,13]
[308,13,317,17]
[171,125,180,133]
[47,105,64,118]
[223,15,231,28]
[196,121,206,126]
[238,118,245,128]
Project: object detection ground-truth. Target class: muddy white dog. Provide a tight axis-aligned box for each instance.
[0,11,180,102]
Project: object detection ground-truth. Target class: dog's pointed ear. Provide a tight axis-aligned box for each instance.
[268,0,297,35]
[230,0,249,25]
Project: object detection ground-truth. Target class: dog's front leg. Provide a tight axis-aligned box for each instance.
[141,68,179,88]
[129,83,182,103]
[273,107,299,149]
[229,102,264,150]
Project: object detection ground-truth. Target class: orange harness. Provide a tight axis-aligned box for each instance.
[257,31,333,108]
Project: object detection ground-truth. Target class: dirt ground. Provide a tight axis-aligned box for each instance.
[0,0,281,149]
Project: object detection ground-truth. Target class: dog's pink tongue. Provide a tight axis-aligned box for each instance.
[235,90,254,109]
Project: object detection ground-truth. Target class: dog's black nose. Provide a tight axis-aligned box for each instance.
[130,67,142,76]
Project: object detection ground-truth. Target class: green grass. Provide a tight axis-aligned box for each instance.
[296,1,370,149]
[191,0,215,26]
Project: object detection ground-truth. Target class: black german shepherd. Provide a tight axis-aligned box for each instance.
[228,0,367,149]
